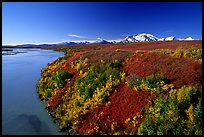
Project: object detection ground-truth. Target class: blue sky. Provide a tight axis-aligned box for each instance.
[2,2,202,45]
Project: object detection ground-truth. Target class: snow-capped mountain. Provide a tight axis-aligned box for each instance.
[122,36,138,43]
[119,33,196,43]
[158,38,165,41]
[134,33,159,42]
[122,33,159,43]
[122,34,179,43]
[164,36,177,41]
[80,41,91,44]
[92,39,112,44]
[184,37,194,41]
[8,33,196,47]
[56,41,77,46]
[119,33,197,43]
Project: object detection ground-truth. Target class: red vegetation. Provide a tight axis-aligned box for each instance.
[84,51,132,65]
[48,95,63,107]
[75,82,156,134]
[106,40,202,51]
[62,40,201,53]
[44,40,202,134]
[122,52,202,88]
[47,52,83,108]
[51,51,84,74]
[65,41,202,134]
[47,72,80,108]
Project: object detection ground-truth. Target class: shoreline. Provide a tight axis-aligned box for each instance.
[35,41,202,135]
[37,93,80,135]
[36,51,82,135]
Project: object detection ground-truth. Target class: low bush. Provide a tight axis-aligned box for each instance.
[137,85,202,135]
[172,47,184,58]
[183,48,202,60]
[110,61,122,69]
[53,47,81,56]
[127,74,173,93]
[152,47,202,61]
[75,63,121,102]
[52,69,73,88]
[123,52,202,88]
[37,68,72,101]
[51,61,125,131]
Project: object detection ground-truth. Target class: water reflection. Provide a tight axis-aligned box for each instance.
[14,114,51,135]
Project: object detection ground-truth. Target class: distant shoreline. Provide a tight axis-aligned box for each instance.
[2,45,43,49]
[2,40,202,49]
[2,49,13,51]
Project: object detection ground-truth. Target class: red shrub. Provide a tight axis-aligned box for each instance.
[122,52,202,88]
[48,95,63,108]
[50,52,84,74]
[75,82,155,134]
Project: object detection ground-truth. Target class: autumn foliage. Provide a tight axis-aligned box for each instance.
[123,52,202,88]
[37,40,202,135]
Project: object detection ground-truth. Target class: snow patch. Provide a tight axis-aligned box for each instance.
[184,37,194,41]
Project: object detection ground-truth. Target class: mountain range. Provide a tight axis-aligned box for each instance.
[121,34,195,43]
[3,33,196,47]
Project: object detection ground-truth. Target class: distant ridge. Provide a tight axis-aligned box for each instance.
[3,33,197,47]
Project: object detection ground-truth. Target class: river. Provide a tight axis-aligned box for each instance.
[2,48,65,135]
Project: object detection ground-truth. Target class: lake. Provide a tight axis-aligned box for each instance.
[2,48,65,135]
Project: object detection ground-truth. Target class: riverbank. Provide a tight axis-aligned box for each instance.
[37,40,202,135]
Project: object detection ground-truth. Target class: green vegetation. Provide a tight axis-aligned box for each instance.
[127,74,174,93]
[152,47,202,61]
[173,47,202,60]
[38,68,72,100]
[126,73,202,135]
[52,63,124,129]
[57,55,70,62]
[40,59,125,131]
[75,63,121,102]
[70,56,88,71]
[52,69,72,87]
[53,47,81,56]
[37,42,202,135]
[137,85,202,135]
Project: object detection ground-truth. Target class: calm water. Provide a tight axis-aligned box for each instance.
[2,48,65,135]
